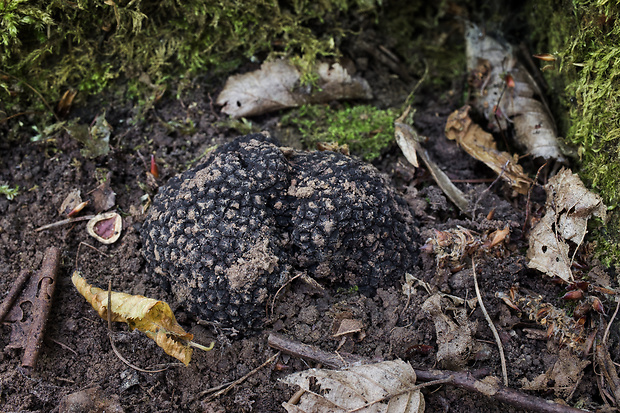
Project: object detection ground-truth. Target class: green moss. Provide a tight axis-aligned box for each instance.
[282,104,397,161]
[526,0,620,266]
[1,0,375,122]
[0,183,19,200]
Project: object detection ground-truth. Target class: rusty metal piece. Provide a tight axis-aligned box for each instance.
[3,246,61,369]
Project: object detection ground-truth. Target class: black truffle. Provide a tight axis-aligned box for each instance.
[142,133,418,330]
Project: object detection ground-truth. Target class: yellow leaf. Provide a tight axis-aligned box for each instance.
[72,271,209,365]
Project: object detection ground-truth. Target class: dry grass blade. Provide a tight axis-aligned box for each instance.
[472,258,507,386]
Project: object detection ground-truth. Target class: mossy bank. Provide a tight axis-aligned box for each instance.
[526,0,620,266]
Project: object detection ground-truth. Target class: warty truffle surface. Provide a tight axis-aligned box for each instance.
[141,133,418,330]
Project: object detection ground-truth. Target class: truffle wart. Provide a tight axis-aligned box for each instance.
[142,133,418,330]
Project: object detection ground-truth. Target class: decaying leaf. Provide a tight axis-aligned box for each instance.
[421,294,477,369]
[281,359,424,413]
[91,175,116,213]
[72,271,212,365]
[216,59,372,118]
[521,349,590,399]
[333,319,363,338]
[66,113,112,158]
[394,107,470,214]
[465,22,565,162]
[86,212,122,244]
[527,168,607,282]
[445,105,533,194]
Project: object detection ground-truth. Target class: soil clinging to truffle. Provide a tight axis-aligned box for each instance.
[141,133,419,331]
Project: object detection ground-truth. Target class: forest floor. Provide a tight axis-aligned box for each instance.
[0,20,615,413]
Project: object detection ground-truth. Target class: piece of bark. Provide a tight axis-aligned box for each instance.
[4,247,62,369]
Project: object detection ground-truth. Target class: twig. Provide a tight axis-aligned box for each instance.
[347,377,452,412]
[472,258,508,386]
[0,269,32,322]
[595,337,620,406]
[35,215,96,232]
[471,160,508,220]
[268,333,587,413]
[106,282,170,374]
[523,162,547,234]
[603,298,620,345]
[356,40,414,83]
[51,339,78,356]
[270,273,302,318]
[23,247,62,369]
[198,351,281,402]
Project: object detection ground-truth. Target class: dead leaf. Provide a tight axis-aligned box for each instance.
[86,212,122,244]
[521,349,590,399]
[216,59,372,118]
[72,271,213,365]
[281,359,424,413]
[394,107,470,214]
[422,294,477,369]
[90,177,116,213]
[465,22,565,162]
[445,105,533,194]
[65,113,112,158]
[333,319,363,338]
[527,168,607,282]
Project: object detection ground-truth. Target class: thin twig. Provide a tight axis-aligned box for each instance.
[36,215,96,232]
[0,269,31,322]
[472,258,508,386]
[198,351,280,402]
[523,162,547,234]
[270,273,302,318]
[51,339,78,356]
[471,160,508,220]
[106,282,169,374]
[603,298,620,345]
[347,377,452,412]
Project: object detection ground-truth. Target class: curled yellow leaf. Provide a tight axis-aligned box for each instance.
[72,271,212,365]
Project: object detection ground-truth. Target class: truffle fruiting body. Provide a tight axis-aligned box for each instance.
[142,133,418,330]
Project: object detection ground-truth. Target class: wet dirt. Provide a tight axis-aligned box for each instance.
[0,34,612,413]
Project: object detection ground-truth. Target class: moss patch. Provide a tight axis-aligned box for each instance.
[282,104,397,161]
[526,0,620,265]
[0,0,373,121]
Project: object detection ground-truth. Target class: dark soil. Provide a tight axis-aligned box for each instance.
[0,29,613,413]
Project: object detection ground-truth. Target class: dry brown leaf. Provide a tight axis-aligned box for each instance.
[521,349,590,399]
[445,105,533,194]
[72,271,212,365]
[90,176,116,213]
[421,294,476,369]
[333,319,363,338]
[281,360,424,413]
[465,22,565,162]
[216,59,372,118]
[527,168,607,282]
